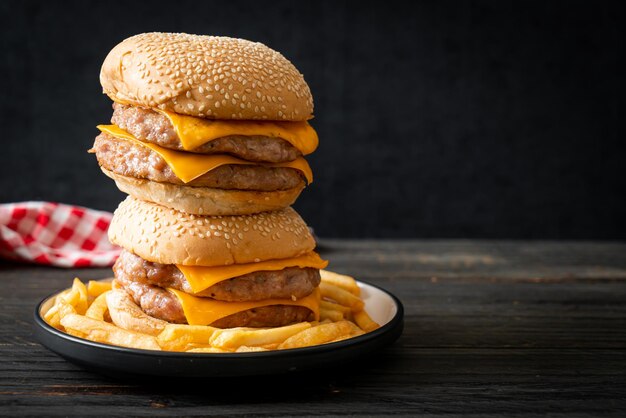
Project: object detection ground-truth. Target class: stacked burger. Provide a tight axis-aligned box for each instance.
[90,33,327,331]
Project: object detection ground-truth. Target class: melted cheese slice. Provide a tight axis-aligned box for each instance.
[169,288,321,326]
[178,252,329,294]
[155,109,319,155]
[97,125,313,184]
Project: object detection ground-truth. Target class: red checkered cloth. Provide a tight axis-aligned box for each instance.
[0,202,120,267]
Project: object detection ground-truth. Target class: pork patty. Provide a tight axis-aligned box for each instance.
[111,103,302,162]
[116,276,315,328]
[113,250,320,301]
[91,133,305,191]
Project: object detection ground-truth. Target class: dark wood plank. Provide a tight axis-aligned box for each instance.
[318,239,626,281]
[1,240,625,416]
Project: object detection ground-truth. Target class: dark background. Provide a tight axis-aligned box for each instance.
[1,0,624,239]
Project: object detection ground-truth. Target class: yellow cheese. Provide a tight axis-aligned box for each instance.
[97,125,313,184]
[169,288,321,326]
[156,109,319,155]
[178,252,329,294]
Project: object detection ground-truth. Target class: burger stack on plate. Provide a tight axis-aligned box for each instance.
[90,33,327,332]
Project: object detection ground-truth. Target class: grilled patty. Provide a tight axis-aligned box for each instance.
[116,277,315,328]
[111,103,302,162]
[113,250,320,302]
[91,133,305,191]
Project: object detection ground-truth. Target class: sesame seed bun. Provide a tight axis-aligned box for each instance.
[108,197,315,266]
[101,168,305,216]
[100,32,313,121]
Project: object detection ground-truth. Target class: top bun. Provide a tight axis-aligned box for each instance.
[108,197,316,266]
[100,32,313,121]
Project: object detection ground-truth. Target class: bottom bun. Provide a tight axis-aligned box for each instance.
[106,288,167,336]
[102,168,305,216]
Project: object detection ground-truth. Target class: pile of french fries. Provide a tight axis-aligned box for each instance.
[43,270,380,352]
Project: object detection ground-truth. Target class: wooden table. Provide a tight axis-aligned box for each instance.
[1,240,625,416]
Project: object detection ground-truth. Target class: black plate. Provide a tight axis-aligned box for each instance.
[33,281,403,378]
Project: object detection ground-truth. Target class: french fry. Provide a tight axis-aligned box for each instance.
[320,300,352,316]
[47,289,71,317]
[320,270,360,296]
[85,291,110,320]
[44,288,78,326]
[319,283,364,312]
[260,343,280,350]
[344,320,366,335]
[57,297,77,319]
[328,334,355,344]
[236,346,269,353]
[60,288,81,309]
[59,289,72,299]
[71,278,89,314]
[64,328,87,338]
[60,314,161,351]
[278,321,355,350]
[43,290,67,322]
[184,342,216,351]
[44,307,61,328]
[186,347,231,353]
[320,307,343,322]
[353,309,380,332]
[44,304,61,328]
[44,298,76,329]
[157,324,217,351]
[87,280,112,298]
[209,322,311,349]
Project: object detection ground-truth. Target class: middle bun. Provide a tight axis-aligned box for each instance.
[108,197,315,266]
[102,168,305,216]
